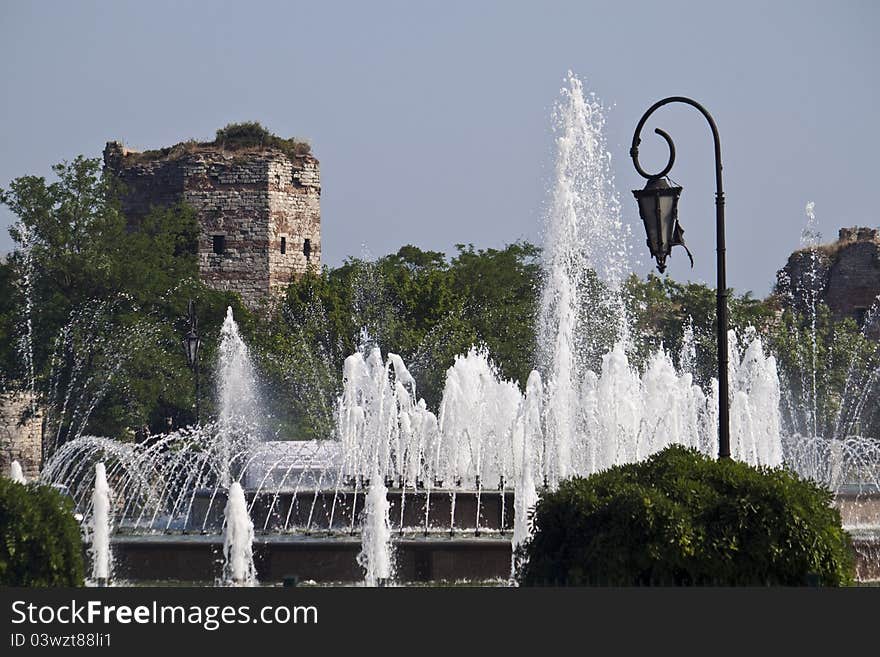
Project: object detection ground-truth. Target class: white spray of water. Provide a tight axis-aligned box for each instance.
[90,462,112,583]
[438,348,522,487]
[222,481,257,586]
[340,346,425,583]
[9,460,26,484]
[218,307,261,426]
[358,469,394,586]
[538,72,632,487]
[334,325,783,513]
[339,347,426,484]
[512,371,543,578]
[776,202,880,445]
[217,307,262,485]
[801,201,821,439]
[15,224,37,414]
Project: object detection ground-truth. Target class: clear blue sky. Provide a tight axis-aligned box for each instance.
[1,0,876,295]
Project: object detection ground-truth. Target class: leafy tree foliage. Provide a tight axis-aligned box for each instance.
[623,273,775,386]
[214,121,311,158]
[517,445,854,586]
[0,260,17,379]
[767,302,880,438]
[0,479,85,586]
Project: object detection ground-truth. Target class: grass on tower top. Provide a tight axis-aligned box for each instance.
[123,121,312,163]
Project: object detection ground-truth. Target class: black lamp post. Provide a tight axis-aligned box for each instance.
[183,299,201,425]
[630,96,730,460]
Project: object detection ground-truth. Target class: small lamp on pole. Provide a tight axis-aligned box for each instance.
[632,177,691,274]
[183,299,201,425]
[630,97,730,460]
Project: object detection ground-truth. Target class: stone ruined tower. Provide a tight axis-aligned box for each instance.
[103,137,321,307]
[776,226,880,330]
[0,389,43,480]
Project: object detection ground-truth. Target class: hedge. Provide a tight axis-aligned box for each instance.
[516,445,854,586]
[0,478,85,586]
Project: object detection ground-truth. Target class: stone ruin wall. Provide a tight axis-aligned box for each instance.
[0,389,43,480]
[185,153,275,302]
[778,227,880,327]
[103,142,321,308]
[825,228,880,321]
[267,156,321,296]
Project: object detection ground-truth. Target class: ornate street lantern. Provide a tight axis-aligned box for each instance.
[183,302,200,369]
[632,177,692,274]
[183,327,200,369]
[182,299,201,424]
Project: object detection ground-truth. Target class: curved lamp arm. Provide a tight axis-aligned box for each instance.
[629,96,723,197]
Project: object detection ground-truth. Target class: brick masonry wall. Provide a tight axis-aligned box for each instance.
[825,240,880,319]
[778,227,880,326]
[777,250,832,311]
[104,142,321,308]
[184,153,275,302]
[0,390,43,480]
[267,157,321,296]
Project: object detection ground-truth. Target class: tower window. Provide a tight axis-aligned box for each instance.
[280,236,287,254]
[212,235,225,255]
[303,238,312,260]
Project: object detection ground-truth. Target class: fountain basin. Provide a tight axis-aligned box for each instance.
[110,534,513,584]
[108,530,880,584]
[169,488,516,533]
[109,487,880,584]
[116,487,876,533]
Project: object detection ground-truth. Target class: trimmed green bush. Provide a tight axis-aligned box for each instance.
[0,478,85,586]
[517,445,854,586]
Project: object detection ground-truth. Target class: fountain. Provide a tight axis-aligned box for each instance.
[222,481,257,586]
[773,203,880,490]
[511,371,542,579]
[357,469,393,586]
[217,307,263,486]
[28,75,880,585]
[14,224,37,419]
[539,73,633,488]
[89,462,112,586]
[9,460,26,484]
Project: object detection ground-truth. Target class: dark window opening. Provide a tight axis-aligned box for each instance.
[303,238,312,260]
[212,235,225,255]
[855,307,867,327]
[280,236,287,254]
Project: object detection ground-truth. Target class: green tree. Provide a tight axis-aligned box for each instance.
[0,260,18,383]
[448,243,540,389]
[767,302,880,438]
[623,274,775,385]
[0,479,85,586]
